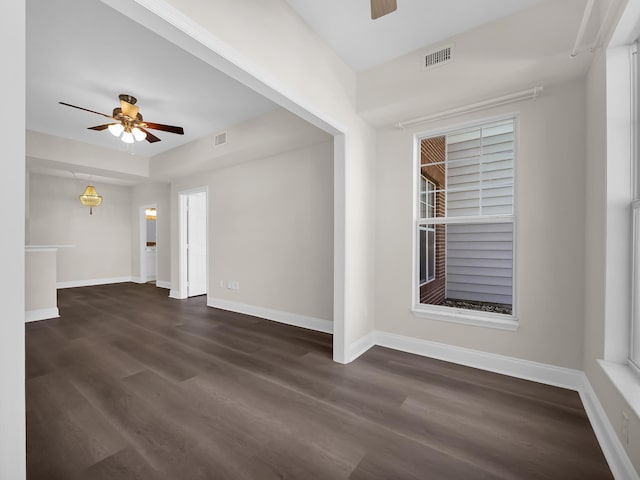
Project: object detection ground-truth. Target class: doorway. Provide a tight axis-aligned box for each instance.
[178,188,208,298]
[139,204,157,284]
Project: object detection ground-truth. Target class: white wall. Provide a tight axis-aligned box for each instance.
[1,0,25,477]
[28,174,132,284]
[170,140,334,323]
[131,182,170,285]
[375,80,587,369]
[25,249,57,313]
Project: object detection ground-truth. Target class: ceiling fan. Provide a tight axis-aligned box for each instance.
[371,0,397,19]
[59,94,184,144]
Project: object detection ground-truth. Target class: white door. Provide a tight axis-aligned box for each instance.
[187,191,207,297]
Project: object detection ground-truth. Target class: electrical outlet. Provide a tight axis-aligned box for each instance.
[622,412,629,445]
[232,281,240,290]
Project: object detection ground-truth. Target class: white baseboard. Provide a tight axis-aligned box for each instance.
[207,298,333,334]
[156,281,171,289]
[25,307,59,323]
[347,332,376,363]
[578,374,640,480]
[348,330,637,480]
[374,331,584,390]
[56,276,133,289]
[169,290,186,299]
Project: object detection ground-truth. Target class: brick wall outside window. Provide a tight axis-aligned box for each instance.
[420,136,446,305]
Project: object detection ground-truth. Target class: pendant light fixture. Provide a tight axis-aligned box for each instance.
[79,185,103,215]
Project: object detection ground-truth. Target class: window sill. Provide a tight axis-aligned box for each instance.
[598,360,640,420]
[411,305,519,331]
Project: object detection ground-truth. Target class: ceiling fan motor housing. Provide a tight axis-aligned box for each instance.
[118,94,137,105]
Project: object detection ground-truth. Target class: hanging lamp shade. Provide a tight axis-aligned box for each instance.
[79,185,103,215]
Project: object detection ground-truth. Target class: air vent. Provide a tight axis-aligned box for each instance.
[422,44,454,71]
[214,131,227,146]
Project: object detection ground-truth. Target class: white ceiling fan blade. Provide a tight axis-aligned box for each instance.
[371,0,397,19]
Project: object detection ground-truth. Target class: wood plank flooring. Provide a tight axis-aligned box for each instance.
[26,283,613,479]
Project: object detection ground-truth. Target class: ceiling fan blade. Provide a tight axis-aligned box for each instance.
[144,122,184,135]
[87,124,115,131]
[120,99,139,120]
[140,128,161,143]
[370,0,397,19]
[59,102,113,119]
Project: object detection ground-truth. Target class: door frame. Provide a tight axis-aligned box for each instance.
[139,203,157,284]
[177,187,208,299]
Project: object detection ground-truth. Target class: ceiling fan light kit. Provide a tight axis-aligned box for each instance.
[107,123,124,137]
[132,127,147,141]
[59,93,184,145]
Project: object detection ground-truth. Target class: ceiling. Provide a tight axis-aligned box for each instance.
[26,0,279,157]
[286,0,547,71]
[27,0,566,166]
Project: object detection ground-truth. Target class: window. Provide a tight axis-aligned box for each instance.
[419,177,436,285]
[415,118,516,322]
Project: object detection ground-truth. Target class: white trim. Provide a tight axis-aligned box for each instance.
[139,203,157,285]
[398,86,542,129]
[345,331,638,479]
[579,370,640,480]
[25,308,59,323]
[25,245,74,251]
[207,297,333,334]
[347,332,376,363]
[411,307,518,331]
[156,280,171,289]
[599,360,640,420]
[132,276,158,284]
[169,289,185,299]
[412,116,518,329]
[417,214,514,225]
[56,276,133,289]
[374,331,583,388]
[24,247,57,253]
[333,134,348,363]
[632,204,640,365]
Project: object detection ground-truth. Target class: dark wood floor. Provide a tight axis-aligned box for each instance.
[26,283,612,480]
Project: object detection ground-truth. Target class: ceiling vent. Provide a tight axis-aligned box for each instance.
[422,44,454,71]
[214,131,227,147]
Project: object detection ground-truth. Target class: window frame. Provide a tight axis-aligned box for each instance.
[412,114,519,331]
[630,201,640,375]
[630,39,640,375]
[419,176,436,286]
